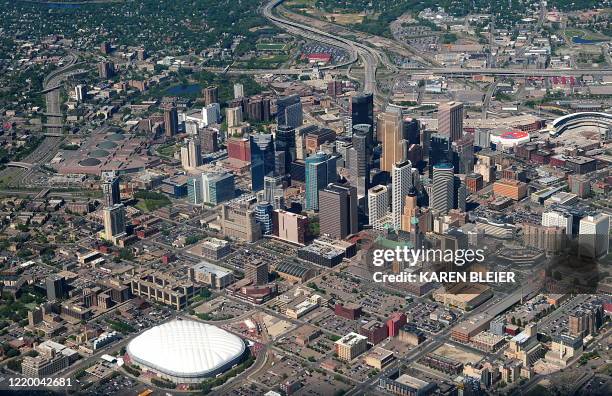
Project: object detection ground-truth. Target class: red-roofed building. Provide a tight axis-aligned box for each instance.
[305,53,332,65]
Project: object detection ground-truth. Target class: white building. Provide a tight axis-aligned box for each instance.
[392,160,413,230]
[542,210,572,235]
[74,85,85,102]
[368,185,389,231]
[181,139,202,170]
[233,83,244,99]
[579,214,610,258]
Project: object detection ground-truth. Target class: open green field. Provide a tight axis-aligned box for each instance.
[256,42,289,51]
[564,28,609,41]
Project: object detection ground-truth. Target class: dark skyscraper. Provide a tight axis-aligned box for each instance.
[402,117,420,145]
[351,93,374,133]
[319,183,358,240]
[97,61,114,79]
[250,134,276,191]
[428,134,452,178]
[46,275,67,301]
[101,171,120,207]
[164,105,178,137]
[454,177,467,212]
[201,129,218,154]
[276,95,303,128]
[275,125,296,175]
[246,97,271,122]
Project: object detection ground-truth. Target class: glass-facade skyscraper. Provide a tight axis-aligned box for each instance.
[305,152,337,211]
[250,134,275,191]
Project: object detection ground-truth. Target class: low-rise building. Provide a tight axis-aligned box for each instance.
[335,332,368,361]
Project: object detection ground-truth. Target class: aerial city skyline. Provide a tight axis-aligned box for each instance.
[0,0,610,395]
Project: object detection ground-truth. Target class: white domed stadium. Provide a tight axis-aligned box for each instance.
[126,320,246,384]
[490,129,530,147]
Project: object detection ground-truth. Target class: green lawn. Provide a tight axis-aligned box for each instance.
[134,191,171,212]
[256,43,288,51]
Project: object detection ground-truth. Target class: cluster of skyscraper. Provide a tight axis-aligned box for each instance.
[242,93,474,241]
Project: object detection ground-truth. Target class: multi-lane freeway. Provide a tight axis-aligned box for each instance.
[263,0,380,100]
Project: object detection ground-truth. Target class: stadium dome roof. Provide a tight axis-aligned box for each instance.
[127,320,245,380]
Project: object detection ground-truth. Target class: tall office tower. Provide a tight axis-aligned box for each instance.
[327,79,343,97]
[164,105,179,137]
[246,97,271,122]
[403,117,420,145]
[226,106,243,128]
[428,134,452,177]
[227,137,250,162]
[579,214,610,258]
[75,84,85,102]
[202,86,219,106]
[305,152,337,211]
[348,124,371,197]
[254,202,274,236]
[319,183,358,239]
[379,112,404,172]
[400,188,419,232]
[438,101,464,143]
[392,160,413,230]
[201,129,218,154]
[452,135,475,174]
[274,151,287,177]
[542,211,573,235]
[454,177,467,212]
[263,176,284,205]
[233,83,244,99]
[245,260,269,285]
[368,185,389,231]
[202,173,235,205]
[228,97,247,114]
[46,275,67,301]
[350,93,374,140]
[431,163,455,214]
[97,61,114,79]
[101,171,121,207]
[180,139,202,170]
[275,125,296,174]
[202,103,221,125]
[187,176,203,205]
[188,139,202,168]
[276,94,303,128]
[180,146,190,169]
[103,204,126,241]
[420,129,431,160]
[250,134,276,191]
[295,125,318,161]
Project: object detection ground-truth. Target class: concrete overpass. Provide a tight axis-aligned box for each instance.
[40,85,62,94]
[7,162,35,169]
